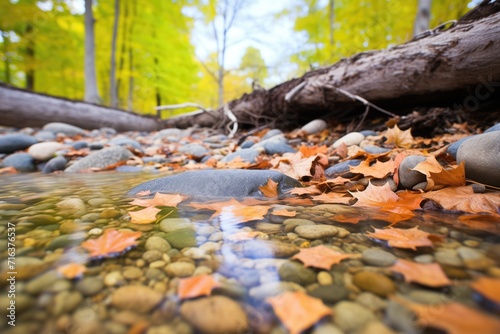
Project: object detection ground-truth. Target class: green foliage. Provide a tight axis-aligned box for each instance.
[239,46,268,85]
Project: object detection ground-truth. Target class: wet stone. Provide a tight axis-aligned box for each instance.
[333,301,376,333]
[75,276,104,296]
[325,159,362,178]
[308,283,349,304]
[241,240,299,258]
[353,271,396,297]
[0,134,38,154]
[165,262,195,277]
[435,248,463,267]
[25,270,59,295]
[457,246,494,270]
[221,148,260,163]
[42,156,67,173]
[51,291,83,316]
[65,146,132,172]
[249,281,305,299]
[294,224,338,239]
[123,267,143,280]
[159,218,194,233]
[178,143,208,159]
[163,228,198,249]
[43,122,85,136]
[145,236,171,253]
[1,153,36,172]
[362,248,397,267]
[111,285,163,313]
[278,261,316,285]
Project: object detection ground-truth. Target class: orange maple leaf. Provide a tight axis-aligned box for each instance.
[128,206,161,224]
[349,159,395,179]
[385,125,413,148]
[81,229,142,258]
[258,178,279,198]
[190,198,269,223]
[334,212,365,224]
[311,192,354,205]
[56,263,87,279]
[130,193,188,207]
[366,226,433,250]
[390,259,450,287]
[392,296,500,334]
[299,144,328,158]
[271,153,326,180]
[470,277,500,304]
[423,186,500,214]
[271,209,297,217]
[288,186,322,196]
[350,182,399,207]
[291,245,358,270]
[413,156,465,190]
[177,274,220,300]
[266,291,332,334]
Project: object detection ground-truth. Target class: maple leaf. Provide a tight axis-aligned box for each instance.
[470,277,500,304]
[128,206,161,224]
[458,214,500,234]
[334,212,365,224]
[81,229,142,258]
[311,192,354,205]
[423,186,500,214]
[258,178,279,198]
[392,296,500,334]
[177,274,220,300]
[190,198,269,223]
[291,245,358,270]
[349,159,395,179]
[371,207,415,225]
[385,125,413,148]
[288,186,322,196]
[350,182,399,207]
[266,291,332,334]
[299,144,328,158]
[413,156,465,189]
[56,263,87,279]
[130,193,188,207]
[271,153,327,180]
[390,259,450,287]
[271,209,297,217]
[366,227,433,250]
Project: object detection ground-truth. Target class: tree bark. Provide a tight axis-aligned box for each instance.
[84,0,100,104]
[166,9,500,130]
[0,85,162,132]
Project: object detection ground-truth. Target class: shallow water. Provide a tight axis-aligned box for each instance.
[0,172,499,334]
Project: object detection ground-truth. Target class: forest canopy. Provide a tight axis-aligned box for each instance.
[0,0,472,116]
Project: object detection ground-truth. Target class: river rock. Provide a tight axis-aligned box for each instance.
[241,239,299,258]
[294,224,338,239]
[308,283,349,304]
[301,119,327,135]
[398,155,426,189]
[75,276,104,296]
[333,301,376,333]
[145,236,171,253]
[1,153,36,172]
[57,198,86,213]
[43,122,85,136]
[111,285,163,313]
[353,271,396,297]
[28,142,66,161]
[109,136,142,151]
[128,169,302,198]
[457,131,500,187]
[278,261,316,285]
[262,129,283,140]
[283,218,316,233]
[159,218,194,233]
[361,145,391,154]
[42,156,67,173]
[25,270,59,295]
[65,146,132,172]
[332,132,364,148]
[178,143,208,159]
[252,135,295,155]
[180,296,248,334]
[447,136,471,159]
[325,159,362,178]
[163,228,197,249]
[362,248,397,267]
[221,148,260,163]
[0,134,38,153]
[35,130,57,141]
[457,246,494,270]
[165,262,195,277]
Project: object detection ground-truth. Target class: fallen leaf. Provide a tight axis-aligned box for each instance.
[470,277,500,304]
[130,193,188,207]
[177,274,220,300]
[271,153,326,180]
[458,214,500,234]
[333,212,365,224]
[0,166,18,174]
[190,198,269,223]
[311,192,354,205]
[292,245,358,270]
[393,296,500,334]
[349,159,395,179]
[258,178,279,198]
[385,125,413,148]
[390,259,451,287]
[81,229,142,258]
[350,182,399,207]
[271,209,297,217]
[266,291,332,334]
[136,190,151,196]
[366,226,433,250]
[413,156,465,189]
[299,144,328,158]
[56,263,87,279]
[288,186,322,196]
[128,206,161,224]
[423,186,500,214]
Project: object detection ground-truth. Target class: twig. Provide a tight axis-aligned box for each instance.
[223,104,238,138]
[284,81,307,103]
[335,88,398,118]
[156,102,219,121]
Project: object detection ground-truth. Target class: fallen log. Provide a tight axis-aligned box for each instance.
[167,5,500,131]
[0,85,163,132]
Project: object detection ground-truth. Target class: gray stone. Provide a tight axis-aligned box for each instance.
[278,261,316,285]
[43,122,85,136]
[333,301,376,333]
[35,130,57,141]
[221,148,260,163]
[386,300,419,334]
[362,248,397,267]
[65,146,132,172]
[1,153,36,172]
[75,276,104,296]
[253,135,296,155]
[0,134,37,153]
[361,145,391,154]
[325,159,362,178]
[447,136,471,159]
[301,119,327,135]
[42,156,67,173]
[249,281,304,299]
[457,131,500,187]
[156,128,183,139]
[435,248,463,267]
[359,130,378,137]
[47,233,86,251]
[178,143,208,158]
[294,224,338,239]
[128,169,302,198]
[398,155,427,189]
[241,240,299,258]
[28,142,66,161]
[332,132,364,148]
[71,141,88,150]
[109,136,143,151]
[308,284,349,304]
[262,129,283,140]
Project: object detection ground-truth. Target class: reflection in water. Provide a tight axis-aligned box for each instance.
[0,172,499,333]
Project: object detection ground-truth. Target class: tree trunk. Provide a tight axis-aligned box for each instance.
[25,24,34,91]
[110,0,120,108]
[1,30,10,84]
[413,0,432,36]
[166,9,500,130]
[0,85,162,132]
[84,0,100,104]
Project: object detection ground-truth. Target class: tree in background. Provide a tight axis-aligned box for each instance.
[239,46,267,88]
[414,0,431,36]
[84,0,101,103]
[109,0,120,107]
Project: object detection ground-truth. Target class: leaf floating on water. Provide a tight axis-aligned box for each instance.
[128,206,161,224]
[81,229,142,259]
[258,178,279,198]
[266,291,332,334]
[291,245,357,270]
[392,296,500,334]
[271,209,297,217]
[56,263,87,279]
[366,226,433,250]
[470,277,500,304]
[130,192,188,208]
[390,259,451,287]
[190,198,269,223]
[178,274,220,300]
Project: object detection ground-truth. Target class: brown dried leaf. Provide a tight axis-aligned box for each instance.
[385,125,413,148]
[366,226,433,250]
[292,245,358,270]
[390,259,451,287]
[258,178,279,198]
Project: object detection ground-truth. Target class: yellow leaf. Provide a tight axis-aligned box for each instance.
[128,206,161,224]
